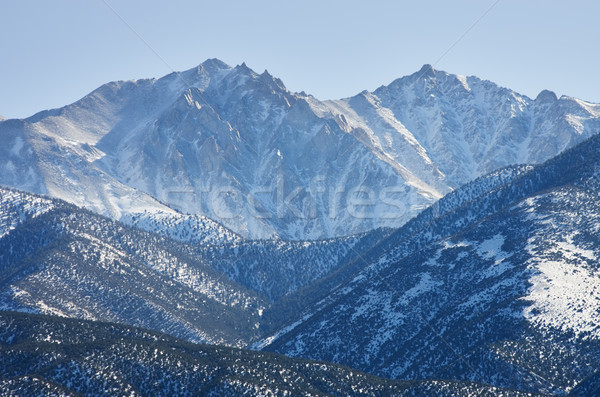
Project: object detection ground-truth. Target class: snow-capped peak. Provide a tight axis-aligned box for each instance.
[0,61,599,239]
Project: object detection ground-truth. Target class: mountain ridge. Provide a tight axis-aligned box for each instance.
[259,129,600,395]
[0,310,537,396]
[0,184,393,345]
[1,60,600,395]
[1,59,598,240]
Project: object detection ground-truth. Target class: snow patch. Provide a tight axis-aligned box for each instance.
[456,75,470,91]
[476,234,509,264]
[523,233,600,337]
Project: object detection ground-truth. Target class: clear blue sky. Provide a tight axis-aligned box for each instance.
[1,0,598,119]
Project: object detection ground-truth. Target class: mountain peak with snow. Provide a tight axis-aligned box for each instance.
[0,62,599,239]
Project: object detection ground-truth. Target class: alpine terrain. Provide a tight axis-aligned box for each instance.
[0,185,388,345]
[259,129,600,395]
[1,60,600,396]
[0,60,599,239]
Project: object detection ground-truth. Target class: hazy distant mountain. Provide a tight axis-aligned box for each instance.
[259,132,600,395]
[1,60,598,239]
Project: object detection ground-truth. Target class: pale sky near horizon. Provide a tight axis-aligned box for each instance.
[1,0,598,119]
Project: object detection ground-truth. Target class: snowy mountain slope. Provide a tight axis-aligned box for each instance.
[0,188,267,346]
[0,184,238,247]
[2,60,598,239]
[0,119,177,220]
[0,311,537,397]
[90,60,442,239]
[254,165,531,335]
[332,65,600,186]
[0,61,431,240]
[0,186,396,345]
[192,229,392,302]
[121,210,241,246]
[260,133,600,395]
[0,186,56,238]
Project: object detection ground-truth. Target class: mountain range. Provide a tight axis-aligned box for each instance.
[260,129,600,395]
[3,135,600,394]
[1,60,599,239]
[0,185,389,346]
[1,60,600,396]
